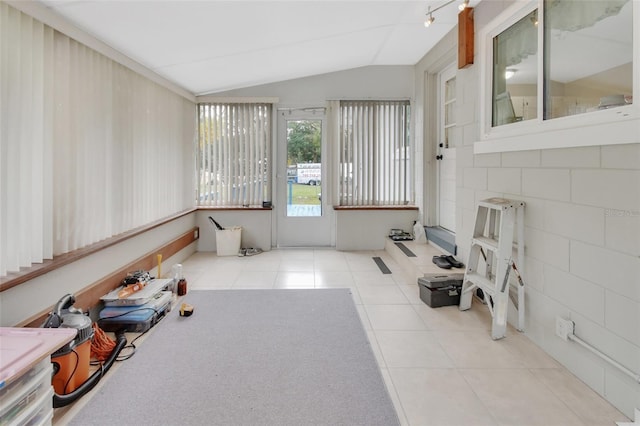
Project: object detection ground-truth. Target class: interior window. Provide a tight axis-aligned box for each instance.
[543,0,633,119]
[492,9,539,127]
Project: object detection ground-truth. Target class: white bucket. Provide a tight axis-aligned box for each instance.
[215,227,242,256]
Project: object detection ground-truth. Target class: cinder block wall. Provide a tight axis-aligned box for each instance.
[455,143,640,416]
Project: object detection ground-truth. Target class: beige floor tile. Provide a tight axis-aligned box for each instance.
[357,285,410,305]
[434,330,527,368]
[501,333,562,368]
[461,368,584,426]
[414,303,492,332]
[278,258,315,271]
[352,269,398,286]
[397,284,423,305]
[365,305,428,330]
[314,270,354,287]
[375,330,454,368]
[232,270,276,288]
[532,368,631,425]
[389,368,498,426]
[273,271,315,288]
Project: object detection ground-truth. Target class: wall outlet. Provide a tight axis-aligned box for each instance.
[555,317,574,341]
[194,229,199,239]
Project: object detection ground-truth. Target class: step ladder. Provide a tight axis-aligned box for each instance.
[459,198,525,340]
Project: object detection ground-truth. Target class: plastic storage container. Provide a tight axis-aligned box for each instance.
[418,273,464,308]
[0,358,53,426]
[215,227,241,256]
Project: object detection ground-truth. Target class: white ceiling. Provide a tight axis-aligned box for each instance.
[38,0,474,95]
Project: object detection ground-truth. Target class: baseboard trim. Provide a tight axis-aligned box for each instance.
[425,226,456,255]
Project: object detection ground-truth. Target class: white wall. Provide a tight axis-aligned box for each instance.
[196,210,272,253]
[335,210,418,250]
[414,0,640,417]
[203,66,416,249]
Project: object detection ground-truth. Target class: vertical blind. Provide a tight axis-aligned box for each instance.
[197,103,271,207]
[0,3,195,278]
[338,100,411,206]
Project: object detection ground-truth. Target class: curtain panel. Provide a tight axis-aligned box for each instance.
[0,3,195,277]
[196,103,272,207]
[337,100,412,206]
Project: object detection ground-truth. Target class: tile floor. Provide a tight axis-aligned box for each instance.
[182,248,629,426]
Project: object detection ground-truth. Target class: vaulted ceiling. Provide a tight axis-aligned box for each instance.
[38,0,474,95]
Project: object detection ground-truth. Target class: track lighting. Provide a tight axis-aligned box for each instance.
[424,9,435,27]
[424,0,471,29]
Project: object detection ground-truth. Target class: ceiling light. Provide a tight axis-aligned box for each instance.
[425,13,435,27]
[424,0,470,29]
[505,69,517,80]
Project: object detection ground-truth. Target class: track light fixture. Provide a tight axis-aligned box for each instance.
[424,8,435,27]
[424,0,470,29]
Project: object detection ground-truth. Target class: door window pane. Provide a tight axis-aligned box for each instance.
[286,120,322,217]
[544,0,633,119]
[492,9,539,127]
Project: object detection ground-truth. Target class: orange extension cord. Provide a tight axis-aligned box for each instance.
[90,323,116,362]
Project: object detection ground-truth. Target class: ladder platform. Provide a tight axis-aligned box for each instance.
[478,197,525,211]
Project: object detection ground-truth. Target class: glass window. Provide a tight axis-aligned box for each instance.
[197,103,272,207]
[492,9,539,127]
[444,75,456,148]
[338,101,411,206]
[544,0,633,119]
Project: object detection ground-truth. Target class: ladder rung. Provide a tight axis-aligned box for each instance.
[464,272,496,295]
[472,236,499,252]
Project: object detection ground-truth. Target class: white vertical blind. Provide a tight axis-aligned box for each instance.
[338,100,411,206]
[0,3,195,278]
[197,103,271,207]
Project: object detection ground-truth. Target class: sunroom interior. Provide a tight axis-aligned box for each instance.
[1,0,638,424]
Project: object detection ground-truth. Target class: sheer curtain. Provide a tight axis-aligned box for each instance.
[337,100,411,206]
[197,103,271,207]
[0,4,195,277]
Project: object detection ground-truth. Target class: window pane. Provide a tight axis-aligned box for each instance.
[492,9,539,127]
[286,120,322,217]
[197,103,271,207]
[338,101,411,206]
[544,0,633,119]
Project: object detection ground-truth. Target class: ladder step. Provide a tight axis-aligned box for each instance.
[472,236,499,252]
[464,272,496,296]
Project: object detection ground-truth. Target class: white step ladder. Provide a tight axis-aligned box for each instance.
[459,198,525,340]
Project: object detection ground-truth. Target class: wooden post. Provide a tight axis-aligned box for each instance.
[458,7,474,69]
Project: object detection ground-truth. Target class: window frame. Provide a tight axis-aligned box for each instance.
[476,0,640,153]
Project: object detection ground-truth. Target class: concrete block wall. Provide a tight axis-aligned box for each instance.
[454,142,640,417]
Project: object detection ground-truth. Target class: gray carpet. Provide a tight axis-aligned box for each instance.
[69,289,400,426]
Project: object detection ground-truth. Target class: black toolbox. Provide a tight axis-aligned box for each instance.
[418,273,464,308]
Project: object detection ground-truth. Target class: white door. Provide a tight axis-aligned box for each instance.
[276,110,333,247]
[437,64,457,233]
